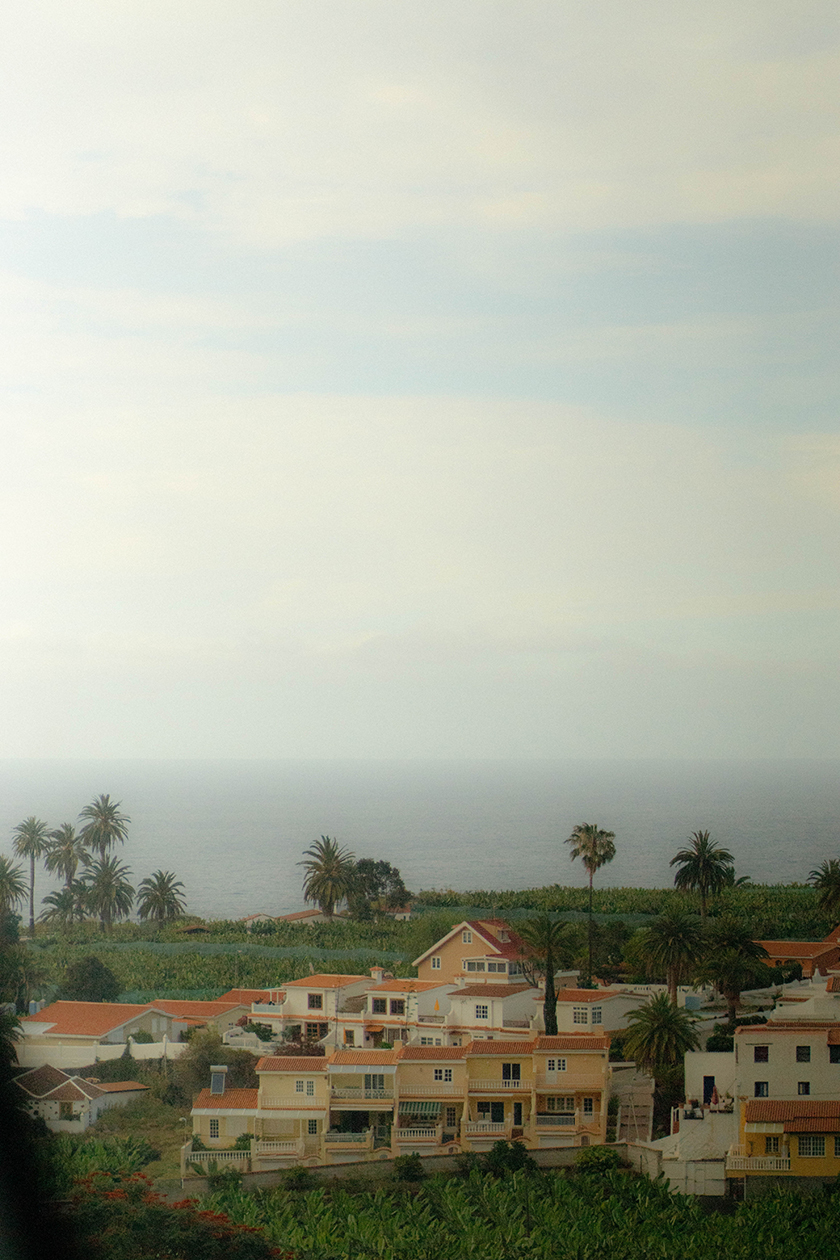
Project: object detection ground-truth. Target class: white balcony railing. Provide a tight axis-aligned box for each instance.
[331,1087,394,1100]
[534,1075,605,1091]
[502,1019,530,1028]
[463,1121,509,1136]
[468,1078,531,1091]
[398,1083,459,1096]
[395,1126,442,1142]
[187,1150,250,1168]
[324,1129,372,1145]
[253,1140,303,1157]
[726,1155,790,1172]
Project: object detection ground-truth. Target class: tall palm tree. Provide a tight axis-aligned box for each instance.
[636,909,704,1004]
[78,794,130,861]
[670,830,734,920]
[44,823,90,889]
[566,822,616,985]
[694,948,770,1030]
[518,914,568,1036]
[39,885,84,928]
[0,856,27,917]
[80,856,134,933]
[11,817,50,936]
[137,870,187,928]
[808,859,840,922]
[298,836,355,919]
[623,992,700,1073]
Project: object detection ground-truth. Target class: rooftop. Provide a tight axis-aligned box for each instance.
[192,1088,259,1111]
[19,1001,161,1038]
[284,974,368,989]
[256,1056,329,1072]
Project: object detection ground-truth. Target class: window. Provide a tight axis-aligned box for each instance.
[446,1106,457,1127]
[462,931,472,944]
[390,999,405,1016]
[591,1007,602,1025]
[305,1023,322,1040]
[546,1097,575,1113]
[831,1046,840,1064]
[475,1004,489,1020]
[465,961,486,971]
[295,1080,304,1093]
[477,1101,491,1116]
[420,1036,441,1045]
[573,1007,588,1025]
[796,1045,811,1063]
[798,1081,811,1096]
[344,1030,355,1046]
[502,1062,521,1081]
[307,993,323,1010]
[799,1135,825,1158]
[59,1102,73,1120]
[372,998,387,1014]
[765,1136,780,1155]
[431,956,441,970]
[209,1119,219,1139]
[582,1097,594,1116]
[509,962,523,976]
[546,1058,567,1073]
[498,930,509,942]
[434,1068,453,1082]
[306,1080,315,1096]
[754,1082,769,1097]
[754,1046,769,1063]
[308,1119,318,1136]
[487,962,506,973]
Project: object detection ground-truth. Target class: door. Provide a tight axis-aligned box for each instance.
[491,1102,504,1124]
[703,1076,715,1105]
[513,1102,522,1127]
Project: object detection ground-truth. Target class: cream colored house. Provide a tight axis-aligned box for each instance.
[13,1064,148,1133]
[247,974,371,1044]
[553,988,647,1034]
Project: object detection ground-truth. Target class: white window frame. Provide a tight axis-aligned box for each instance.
[308,1119,318,1136]
[462,931,472,944]
[546,1058,567,1073]
[209,1118,219,1139]
[295,1080,304,1093]
[434,1068,453,1082]
[591,1007,602,1025]
[475,1004,489,1020]
[799,1135,825,1158]
[582,1097,594,1116]
[573,1007,588,1025]
[306,1080,315,1096]
[431,956,441,970]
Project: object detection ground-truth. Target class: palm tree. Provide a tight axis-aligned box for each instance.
[694,948,771,1030]
[78,794,130,861]
[670,830,734,920]
[137,870,187,928]
[808,859,840,921]
[623,992,700,1073]
[518,914,568,1036]
[566,822,616,985]
[0,856,27,917]
[44,823,90,889]
[636,910,704,1005]
[80,856,134,933]
[298,836,355,919]
[39,886,83,928]
[11,817,50,936]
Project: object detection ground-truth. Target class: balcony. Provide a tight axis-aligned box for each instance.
[394,1125,443,1144]
[252,1139,304,1160]
[331,1087,394,1100]
[324,1129,373,1145]
[726,1154,790,1172]
[463,1121,510,1137]
[534,1075,605,1092]
[502,1019,530,1029]
[398,1083,460,1096]
[534,1113,577,1128]
[186,1149,251,1171]
[418,1014,445,1024]
[468,1078,531,1092]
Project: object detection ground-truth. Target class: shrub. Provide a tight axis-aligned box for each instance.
[283,1164,315,1192]
[706,1028,735,1052]
[484,1139,536,1177]
[131,1030,154,1044]
[233,1132,255,1150]
[575,1145,622,1174]
[61,955,121,1002]
[392,1152,425,1181]
[245,1022,275,1042]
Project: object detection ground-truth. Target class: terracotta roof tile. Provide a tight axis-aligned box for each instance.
[153,1000,244,1018]
[95,1081,148,1093]
[786,1117,840,1132]
[555,989,621,1003]
[399,1046,468,1061]
[12,1065,69,1097]
[19,1001,160,1038]
[216,989,272,1004]
[450,985,534,999]
[756,941,839,958]
[746,1100,840,1123]
[256,1057,329,1072]
[535,1035,611,1051]
[283,975,368,989]
[369,980,447,993]
[464,1039,537,1056]
[330,1050,400,1066]
[192,1088,259,1110]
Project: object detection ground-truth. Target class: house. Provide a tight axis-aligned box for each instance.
[413,919,531,985]
[340,979,457,1049]
[729,1100,840,1194]
[274,909,331,926]
[18,1001,186,1053]
[754,931,840,979]
[553,988,647,1034]
[186,1030,612,1174]
[150,999,250,1035]
[13,1064,148,1132]
[240,913,277,931]
[246,974,371,1044]
[443,984,540,1044]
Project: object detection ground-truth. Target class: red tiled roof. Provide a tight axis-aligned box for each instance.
[152,1000,244,1018]
[216,989,271,1004]
[192,1088,259,1110]
[48,1081,105,1102]
[787,1117,840,1132]
[276,909,324,921]
[465,920,526,960]
[555,989,623,1003]
[369,980,446,993]
[96,1081,148,1093]
[284,974,368,989]
[19,1001,159,1038]
[464,1039,536,1056]
[12,1065,69,1097]
[737,1021,837,1036]
[535,1035,611,1051]
[256,1057,329,1072]
[398,1046,467,1061]
[330,1050,400,1066]
[756,941,839,958]
[746,1100,840,1123]
[450,985,534,999]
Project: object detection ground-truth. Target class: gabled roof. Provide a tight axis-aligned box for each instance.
[329,1050,400,1067]
[746,1100,840,1129]
[152,1000,245,1018]
[399,1046,467,1061]
[216,988,272,1004]
[18,1000,168,1039]
[13,1065,69,1097]
[412,919,525,968]
[755,940,840,958]
[12,1064,147,1100]
[256,1056,329,1073]
[283,974,368,989]
[535,1034,611,1052]
[276,908,325,921]
[555,988,628,1003]
[449,984,534,999]
[192,1088,259,1111]
[464,1039,536,1056]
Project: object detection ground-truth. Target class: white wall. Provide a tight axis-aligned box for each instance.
[15,1039,188,1071]
[684,1052,736,1103]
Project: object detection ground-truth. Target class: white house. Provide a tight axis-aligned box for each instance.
[13,1064,148,1132]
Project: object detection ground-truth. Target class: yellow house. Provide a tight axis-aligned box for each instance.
[394,1045,467,1155]
[413,920,529,985]
[729,1099,840,1193]
[531,1034,610,1148]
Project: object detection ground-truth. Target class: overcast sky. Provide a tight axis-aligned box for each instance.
[1,1,838,760]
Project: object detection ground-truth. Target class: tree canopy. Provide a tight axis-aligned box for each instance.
[670,830,734,919]
[298,835,356,918]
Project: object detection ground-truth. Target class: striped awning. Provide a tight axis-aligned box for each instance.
[399,1101,441,1117]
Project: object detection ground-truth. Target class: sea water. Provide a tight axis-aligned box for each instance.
[0,759,836,921]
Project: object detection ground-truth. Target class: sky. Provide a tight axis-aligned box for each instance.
[1,0,838,760]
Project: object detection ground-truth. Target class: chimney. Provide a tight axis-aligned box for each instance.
[210,1065,228,1095]
[370,966,385,984]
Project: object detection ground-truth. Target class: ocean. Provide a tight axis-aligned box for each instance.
[0,759,837,922]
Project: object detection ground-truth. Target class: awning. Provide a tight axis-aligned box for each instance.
[366,1025,385,1033]
[399,1101,441,1117]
